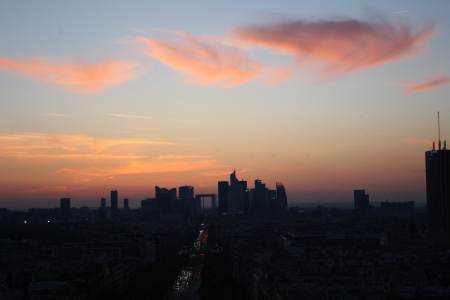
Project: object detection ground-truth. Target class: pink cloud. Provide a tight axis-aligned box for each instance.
[404,76,450,93]
[234,18,434,74]
[0,57,138,93]
[137,32,275,87]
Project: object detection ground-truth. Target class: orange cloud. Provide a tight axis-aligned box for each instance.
[0,132,227,187]
[0,57,138,93]
[404,76,450,93]
[137,32,266,86]
[234,18,434,74]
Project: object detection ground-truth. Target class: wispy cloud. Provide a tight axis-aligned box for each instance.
[44,113,65,117]
[0,132,225,181]
[106,113,150,119]
[137,32,277,87]
[404,76,450,93]
[234,17,434,74]
[0,57,138,93]
[0,132,173,159]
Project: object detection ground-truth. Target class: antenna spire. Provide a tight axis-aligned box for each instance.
[438,111,441,150]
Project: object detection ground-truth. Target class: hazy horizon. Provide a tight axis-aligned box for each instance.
[1,0,449,208]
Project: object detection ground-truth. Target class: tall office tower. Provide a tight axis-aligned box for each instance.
[252,179,268,214]
[60,198,71,220]
[218,181,229,214]
[179,186,194,215]
[59,198,70,221]
[354,189,370,211]
[268,189,277,211]
[426,132,450,234]
[110,190,118,211]
[228,170,244,213]
[123,198,129,210]
[179,186,194,200]
[100,198,106,209]
[276,183,288,211]
[155,186,177,213]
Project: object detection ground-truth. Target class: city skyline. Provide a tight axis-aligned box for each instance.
[1,1,450,208]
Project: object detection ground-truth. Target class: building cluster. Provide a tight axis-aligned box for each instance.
[139,170,288,221]
[0,220,196,299]
[141,186,215,222]
[218,170,288,216]
[207,209,450,300]
[352,189,416,217]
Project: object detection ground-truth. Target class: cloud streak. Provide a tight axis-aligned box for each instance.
[234,18,434,74]
[404,76,450,93]
[0,57,138,93]
[0,132,226,183]
[137,32,265,86]
[106,113,150,119]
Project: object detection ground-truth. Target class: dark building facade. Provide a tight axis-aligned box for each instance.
[100,198,106,209]
[60,198,71,220]
[426,144,450,234]
[276,183,288,211]
[155,186,177,213]
[123,198,129,210]
[218,181,229,214]
[354,189,370,211]
[179,186,194,215]
[110,190,118,211]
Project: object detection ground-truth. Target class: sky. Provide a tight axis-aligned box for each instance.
[1,0,449,208]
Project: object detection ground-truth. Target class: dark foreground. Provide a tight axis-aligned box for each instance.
[1,207,450,299]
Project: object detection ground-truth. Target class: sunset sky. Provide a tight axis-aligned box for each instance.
[1,0,450,208]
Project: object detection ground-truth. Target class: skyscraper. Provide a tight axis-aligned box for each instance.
[179,186,194,215]
[110,190,118,211]
[276,183,288,211]
[228,170,244,213]
[426,140,450,234]
[123,198,129,210]
[354,189,370,211]
[100,197,106,209]
[252,179,268,214]
[60,198,71,220]
[218,181,229,214]
[60,198,70,211]
[155,186,177,213]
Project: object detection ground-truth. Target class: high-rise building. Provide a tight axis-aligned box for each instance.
[60,198,70,211]
[155,186,177,213]
[228,170,244,213]
[426,140,450,234]
[100,198,106,209]
[179,186,194,200]
[179,186,194,215]
[354,189,370,211]
[218,181,229,214]
[123,198,129,210]
[110,190,118,211]
[60,198,71,220]
[252,179,268,214]
[276,183,288,211]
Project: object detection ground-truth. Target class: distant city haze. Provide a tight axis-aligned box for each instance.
[1,1,449,208]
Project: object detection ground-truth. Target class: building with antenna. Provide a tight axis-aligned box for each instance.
[425,112,450,236]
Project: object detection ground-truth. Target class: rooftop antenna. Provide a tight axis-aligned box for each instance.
[438,111,441,150]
